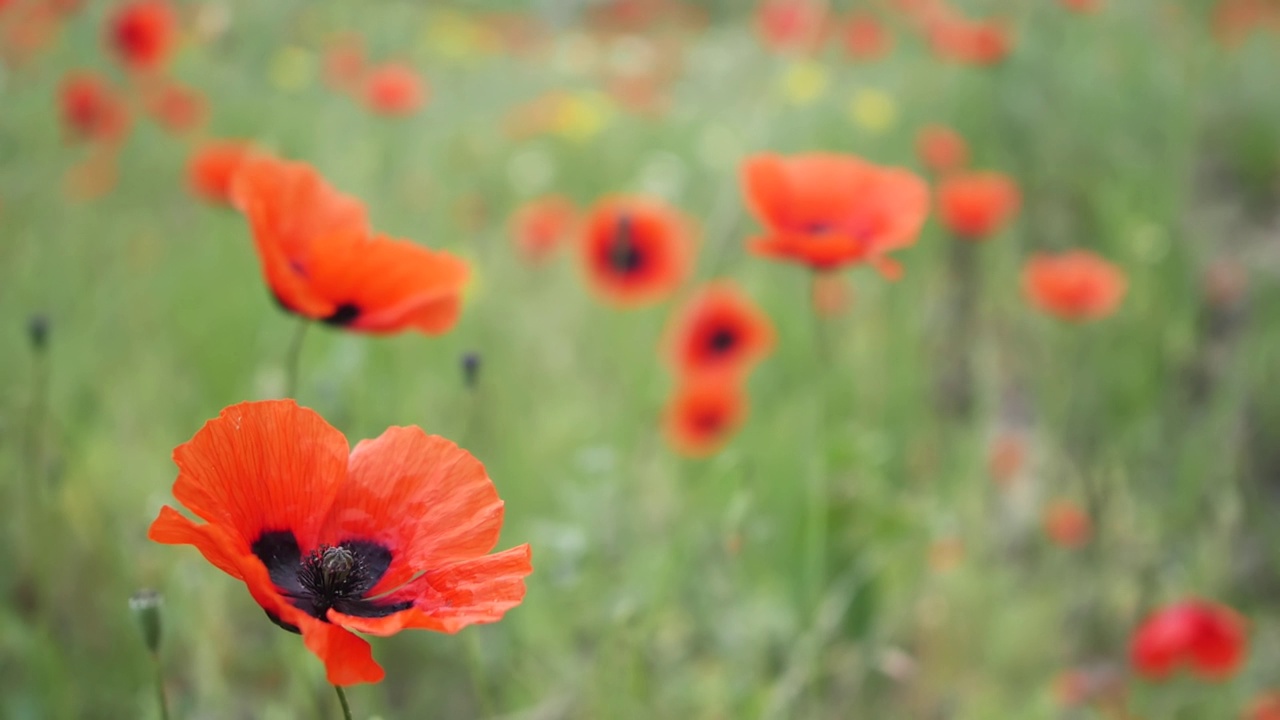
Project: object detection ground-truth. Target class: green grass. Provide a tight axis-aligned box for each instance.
[2,1,1280,718]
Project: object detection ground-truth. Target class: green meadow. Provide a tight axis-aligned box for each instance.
[2,1,1280,718]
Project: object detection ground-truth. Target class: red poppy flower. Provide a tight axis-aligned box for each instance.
[579,195,692,307]
[1213,0,1280,45]
[361,62,428,117]
[754,0,828,52]
[664,378,747,458]
[187,140,258,205]
[142,80,208,134]
[1042,499,1090,549]
[928,17,1012,65]
[916,124,968,175]
[108,0,177,72]
[1060,0,1103,12]
[1130,600,1248,681]
[59,71,131,145]
[937,171,1020,240]
[841,12,892,60]
[1248,691,1280,720]
[664,281,775,378]
[742,152,930,275]
[1022,250,1127,322]
[231,154,469,335]
[323,33,366,94]
[148,400,532,685]
[511,195,577,263]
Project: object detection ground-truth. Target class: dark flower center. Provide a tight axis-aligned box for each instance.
[251,530,411,633]
[322,303,361,326]
[706,327,738,354]
[606,215,645,274]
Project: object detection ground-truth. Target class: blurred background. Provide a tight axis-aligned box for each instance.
[2,0,1280,717]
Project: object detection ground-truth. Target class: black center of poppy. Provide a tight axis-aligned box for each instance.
[322,303,361,326]
[607,215,645,274]
[707,327,738,354]
[250,530,412,634]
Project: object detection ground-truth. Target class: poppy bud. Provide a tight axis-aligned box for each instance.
[27,314,49,351]
[462,352,481,388]
[129,589,163,654]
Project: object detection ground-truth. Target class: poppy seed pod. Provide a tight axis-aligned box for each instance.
[27,314,49,351]
[129,589,163,654]
[461,352,481,388]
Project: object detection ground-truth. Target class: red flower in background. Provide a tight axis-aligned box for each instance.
[231,154,469,335]
[1060,0,1104,13]
[665,281,775,379]
[754,0,828,52]
[149,400,532,685]
[60,71,131,145]
[143,80,208,134]
[108,0,177,72]
[362,62,427,116]
[1248,692,1280,720]
[664,378,747,458]
[324,33,366,94]
[1213,0,1280,46]
[937,171,1020,240]
[916,124,968,176]
[1042,499,1091,549]
[187,140,257,205]
[841,12,892,60]
[929,16,1012,65]
[1131,600,1248,681]
[579,195,692,308]
[511,195,578,263]
[742,152,929,276]
[1022,250,1127,322]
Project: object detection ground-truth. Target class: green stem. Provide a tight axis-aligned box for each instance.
[154,657,170,720]
[283,318,310,399]
[334,685,353,720]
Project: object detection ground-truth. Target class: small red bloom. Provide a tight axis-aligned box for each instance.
[1042,499,1091,549]
[59,71,131,145]
[664,378,748,458]
[108,0,177,72]
[1060,0,1103,12]
[742,152,929,275]
[323,33,366,94]
[149,400,532,685]
[187,140,258,205]
[937,171,1021,240]
[841,12,892,60]
[361,62,427,117]
[510,195,578,263]
[1131,600,1248,681]
[916,124,968,176]
[1247,691,1280,720]
[664,281,775,379]
[143,80,208,134]
[231,154,469,335]
[1022,250,1127,322]
[754,0,828,52]
[579,195,693,308]
[929,17,1012,65]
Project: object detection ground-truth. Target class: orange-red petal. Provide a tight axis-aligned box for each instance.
[298,616,385,685]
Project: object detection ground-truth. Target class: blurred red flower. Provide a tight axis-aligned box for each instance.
[1022,250,1127,322]
[987,431,1026,487]
[143,80,208,134]
[187,140,257,205]
[323,33,366,94]
[578,195,692,308]
[664,378,747,458]
[664,281,775,379]
[916,124,968,176]
[510,195,578,263]
[742,152,929,276]
[149,399,532,685]
[231,154,469,335]
[1213,0,1280,45]
[929,17,1012,65]
[754,0,828,52]
[1248,691,1280,720]
[362,62,427,117]
[937,171,1021,240]
[841,12,892,60]
[1042,499,1091,549]
[59,71,131,145]
[1060,0,1104,12]
[108,0,177,72]
[1131,600,1248,681]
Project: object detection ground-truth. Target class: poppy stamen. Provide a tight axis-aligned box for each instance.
[607,215,645,273]
[707,328,738,353]
[322,303,362,326]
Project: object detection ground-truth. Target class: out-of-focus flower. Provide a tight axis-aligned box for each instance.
[755,0,828,52]
[143,80,208,134]
[187,140,258,205]
[510,195,577,264]
[916,124,968,176]
[937,171,1021,240]
[741,152,929,275]
[362,62,427,117]
[840,12,892,59]
[929,16,1012,65]
[323,33,366,94]
[1042,500,1091,549]
[987,430,1026,487]
[1131,600,1248,682]
[847,88,897,134]
[60,71,131,145]
[778,60,829,106]
[1213,0,1280,45]
[1060,0,1104,13]
[107,0,177,73]
[268,46,316,93]
[664,281,775,379]
[578,195,692,308]
[1022,250,1127,322]
[1247,691,1280,720]
[664,378,748,458]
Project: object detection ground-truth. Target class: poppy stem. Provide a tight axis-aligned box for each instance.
[154,657,170,720]
[333,685,353,720]
[283,318,310,399]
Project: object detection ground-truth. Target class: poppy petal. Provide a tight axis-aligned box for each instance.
[297,616,386,685]
[324,427,505,596]
[329,544,533,636]
[742,154,793,230]
[170,400,350,552]
[148,505,245,580]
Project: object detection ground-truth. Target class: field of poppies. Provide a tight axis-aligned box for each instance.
[3,0,1280,718]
